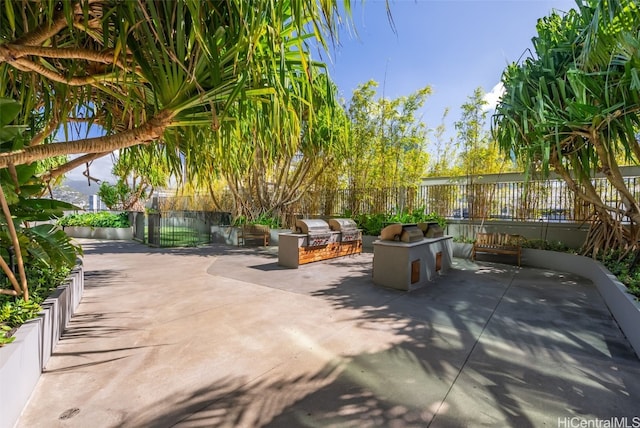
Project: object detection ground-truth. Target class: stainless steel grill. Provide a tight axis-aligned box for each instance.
[328,218,360,242]
[295,219,332,247]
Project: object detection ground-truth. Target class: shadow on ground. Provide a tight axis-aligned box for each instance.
[97,244,640,427]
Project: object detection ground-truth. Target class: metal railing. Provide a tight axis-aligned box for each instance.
[293,176,640,223]
[151,173,640,225]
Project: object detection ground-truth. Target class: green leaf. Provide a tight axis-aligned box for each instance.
[4,0,16,32]
[0,98,20,127]
[23,225,81,268]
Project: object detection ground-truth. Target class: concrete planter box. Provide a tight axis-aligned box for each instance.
[269,229,291,246]
[0,264,84,428]
[210,225,236,245]
[452,242,473,259]
[362,235,378,252]
[210,226,293,246]
[63,226,133,240]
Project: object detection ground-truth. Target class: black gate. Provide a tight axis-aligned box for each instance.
[143,211,230,247]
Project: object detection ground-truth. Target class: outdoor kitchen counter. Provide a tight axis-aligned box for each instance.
[278,231,361,268]
[373,236,453,291]
[278,233,308,268]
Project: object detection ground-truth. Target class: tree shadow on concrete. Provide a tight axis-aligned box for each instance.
[117,261,640,427]
[83,269,124,288]
[77,239,228,258]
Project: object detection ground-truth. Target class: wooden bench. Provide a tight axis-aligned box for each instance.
[472,232,523,266]
[237,224,270,246]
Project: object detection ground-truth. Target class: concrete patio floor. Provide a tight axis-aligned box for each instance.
[15,239,640,428]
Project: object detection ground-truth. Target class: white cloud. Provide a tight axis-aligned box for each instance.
[482,81,505,111]
[66,153,117,183]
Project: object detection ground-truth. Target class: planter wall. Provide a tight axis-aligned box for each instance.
[269,229,292,246]
[210,226,293,247]
[0,264,84,428]
[445,220,590,249]
[63,226,133,240]
[452,242,472,259]
[361,235,377,252]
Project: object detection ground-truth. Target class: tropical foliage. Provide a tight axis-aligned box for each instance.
[98,180,148,211]
[427,89,517,178]
[58,211,130,228]
[425,109,456,176]
[454,88,512,177]
[195,75,349,224]
[0,98,82,301]
[191,78,433,225]
[353,208,445,237]
[341,80,431,191]
[493,0,640,257]
[100,149,171,210]
[1,264,72,346]
[0,0,350,177]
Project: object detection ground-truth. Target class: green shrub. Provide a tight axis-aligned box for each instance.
[0,264,72,347]
[354,213,386,236]
[0,298,41,327]
[600,250,640,299]
[25,265,71,302]
[520,239,572,252]
[354,209,447,236]
[0,297,41,346]
[233,213,281,229]
[250,213,282,229]
[0,325,14,346]
[59,211,130,228]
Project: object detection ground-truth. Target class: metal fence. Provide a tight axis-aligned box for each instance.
[291,176,640,223]
[136,210,231,247]
[148,173,640,226]
[423,176,639,222]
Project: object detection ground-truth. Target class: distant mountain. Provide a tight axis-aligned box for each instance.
[47,179,102,209]
[62,178,101,196]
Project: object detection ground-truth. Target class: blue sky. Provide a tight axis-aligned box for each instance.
[326,0,577,138]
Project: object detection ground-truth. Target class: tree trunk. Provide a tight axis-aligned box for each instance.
[0,110,174,169]
[550,147,639,257]
[0,185,28,300]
